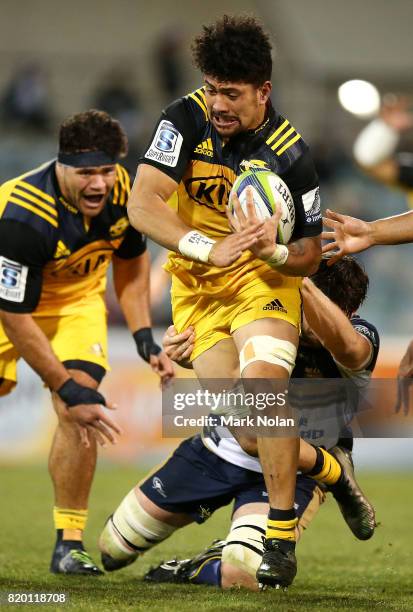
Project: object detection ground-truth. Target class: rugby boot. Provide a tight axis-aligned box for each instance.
[256,538,297,589]
[327,445,376,540]
[50,541,103,575]
[144,539,226,584]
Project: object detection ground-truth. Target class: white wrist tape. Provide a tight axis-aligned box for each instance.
[178,231,216,263]
[353,118,399,166]
[265,244,289,268]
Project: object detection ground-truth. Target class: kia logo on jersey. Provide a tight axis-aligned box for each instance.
[185,174,233,211]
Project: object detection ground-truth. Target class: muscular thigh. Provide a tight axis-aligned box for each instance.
[0,302,107,397]
[138,436,246,524]
[192,338,239,379]
[232,318,299,353]
[172,289,237,363]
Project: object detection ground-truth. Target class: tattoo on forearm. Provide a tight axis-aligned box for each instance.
[287,239,306,257]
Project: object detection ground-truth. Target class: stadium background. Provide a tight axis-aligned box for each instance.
[1,0,413,468]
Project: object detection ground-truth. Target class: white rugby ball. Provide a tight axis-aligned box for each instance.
[229,169,295,244]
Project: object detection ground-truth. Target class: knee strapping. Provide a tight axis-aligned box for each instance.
[99,489,176,562]
[239,336,297,376]
[222,514,267,578]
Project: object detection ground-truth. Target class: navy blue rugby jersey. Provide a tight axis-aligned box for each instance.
[291,315,380,447]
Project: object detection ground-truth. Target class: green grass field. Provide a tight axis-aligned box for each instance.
[0,465,412,611]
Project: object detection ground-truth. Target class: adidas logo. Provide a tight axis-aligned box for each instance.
[53,240,71,259]
[194,138,213,157]
[263,298,287,313]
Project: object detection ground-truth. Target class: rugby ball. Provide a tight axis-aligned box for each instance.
[229,169,295,244]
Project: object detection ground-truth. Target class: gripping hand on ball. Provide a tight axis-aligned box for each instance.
[208,193,264,267]
[227,187,282,261]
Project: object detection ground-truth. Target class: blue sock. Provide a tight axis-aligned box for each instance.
[190,558,221,586]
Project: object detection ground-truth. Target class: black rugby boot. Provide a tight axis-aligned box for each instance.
[327,445,376,540]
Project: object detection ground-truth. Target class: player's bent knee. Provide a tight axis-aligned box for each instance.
[236,435,258,456]
[51,394,78,425]
[99,489,176,571]
[239,336,297,376]
[221,514,266,589]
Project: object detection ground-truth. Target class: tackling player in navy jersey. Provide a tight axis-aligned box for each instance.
[99,256,378,590]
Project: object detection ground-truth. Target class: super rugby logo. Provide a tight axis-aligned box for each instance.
[145,120,183,168]
[0,256,28,303]
[185,174,233,212]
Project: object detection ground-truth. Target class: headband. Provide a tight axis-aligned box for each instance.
[57,150,119,167]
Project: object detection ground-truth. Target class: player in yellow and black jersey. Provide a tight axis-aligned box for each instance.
[143,88,321,309]
[128,16,323,589]
[0,110,173,575]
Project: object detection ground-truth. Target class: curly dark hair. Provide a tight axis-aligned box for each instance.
[311,256,369,317]
[59,109,128,158]
[192,15,272,86]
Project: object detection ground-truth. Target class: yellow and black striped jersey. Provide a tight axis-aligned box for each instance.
[0,160,146,314]
[139,87,321,296]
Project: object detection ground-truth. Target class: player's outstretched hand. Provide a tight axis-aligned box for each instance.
[55,379,122,447]
[395,339,413,415]
[162,325,195,368]
[322,209,372,265]
[68,402,122,448]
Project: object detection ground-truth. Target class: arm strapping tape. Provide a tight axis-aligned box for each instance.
[178,231,216,263]
[264,244,289,268]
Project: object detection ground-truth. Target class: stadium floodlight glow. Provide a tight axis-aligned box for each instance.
[338,80,380,118]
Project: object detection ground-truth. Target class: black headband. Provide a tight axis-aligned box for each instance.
[57,150,119,167]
